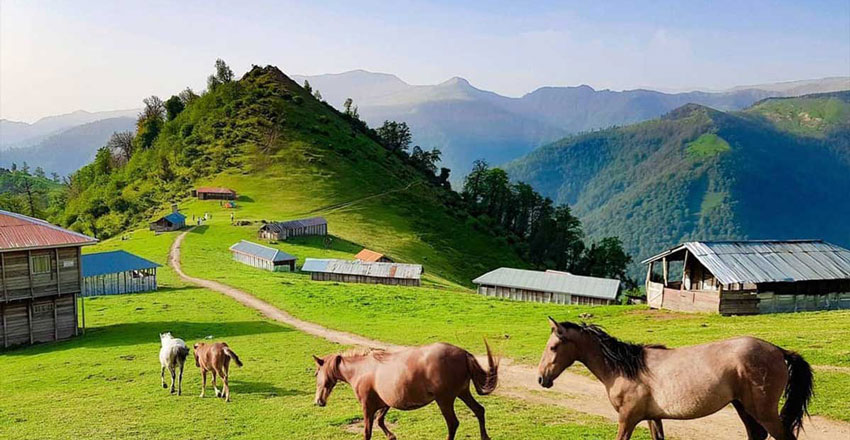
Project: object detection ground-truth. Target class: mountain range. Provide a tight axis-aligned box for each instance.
[0,108,138,148]
[293,71,849,176]
[504,91,850,278]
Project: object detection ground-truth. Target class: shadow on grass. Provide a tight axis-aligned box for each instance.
[237,195,254,202]
[286,235,363,254]
[230,379,309,398]
[189,225,210,235]
[3,320,292,356]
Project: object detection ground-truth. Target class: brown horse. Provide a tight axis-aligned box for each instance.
[194,342,243,402]
[538,318,813,440]
[313,342,498,440]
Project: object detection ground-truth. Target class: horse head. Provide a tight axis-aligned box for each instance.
[537,317,580,388]
[312,354,342,407]
[159,332,172,342]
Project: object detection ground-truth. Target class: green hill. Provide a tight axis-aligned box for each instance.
[58,65,525,286]
[0,168,63,219]
[504,92,850,278]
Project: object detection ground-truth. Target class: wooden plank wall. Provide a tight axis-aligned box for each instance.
[310,272,419,286]
[1,296,76,348]
[660,287,720,313]
[477,285,612,306]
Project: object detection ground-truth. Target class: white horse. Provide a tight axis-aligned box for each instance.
[159,332,190,395]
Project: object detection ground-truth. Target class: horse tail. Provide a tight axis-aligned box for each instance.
[467,338,499,396]
[780,348,813,436]
[177,345,190,364]
[224,346,243,367]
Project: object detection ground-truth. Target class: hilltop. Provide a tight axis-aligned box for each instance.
[504,92,850,277]
[57,64,527,285]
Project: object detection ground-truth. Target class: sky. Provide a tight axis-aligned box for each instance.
[1,0,849,122]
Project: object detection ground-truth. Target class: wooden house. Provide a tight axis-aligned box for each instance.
[642,240,850,315]
[355,248,394,263]
[82,250,160,296]
[301,258,422,286]
[259,217,327,241]
[473,268,620,305]
[192,187,237,200]
[150,205,186,232]
[229,240,296,272]
[0,210,97,348]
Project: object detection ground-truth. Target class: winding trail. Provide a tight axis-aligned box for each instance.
[170,229,849,440]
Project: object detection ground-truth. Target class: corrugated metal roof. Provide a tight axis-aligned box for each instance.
[0,210,97,251]
[196,187,236,194]
[355,249,386,262]
[229,240,296,262]
[262,217,327,232]
[163,212,186,224]
[301,258,422,280]
[642,240,850,285]
[472,267,621,300]
[82,250,160,277]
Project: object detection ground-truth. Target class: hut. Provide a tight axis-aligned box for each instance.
[473,268,620,305]
[355,248,394,263]
[229,240,296,272]
[192,187,237,200]
[301,258,422,286]
[259,217,327,241]
[642,240,850,315]
[82,250,160,296]
[0,210,97,348]
[150,205,186,232]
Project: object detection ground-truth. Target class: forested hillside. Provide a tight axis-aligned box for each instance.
[0,167,64,219]
[505,92,850,278]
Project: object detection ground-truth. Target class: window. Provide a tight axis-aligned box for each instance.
[31,255,52,274]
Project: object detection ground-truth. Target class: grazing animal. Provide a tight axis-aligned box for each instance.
[537,318,813,440]
[159,332,189,395]
[313,341,498,440]
[193,342,243,402]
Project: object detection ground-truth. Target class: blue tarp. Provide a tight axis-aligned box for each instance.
[82,250,161,277]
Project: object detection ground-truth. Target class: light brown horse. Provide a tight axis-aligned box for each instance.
[193,342,243,402]
[313,342,498,440]
[538,318,813,440]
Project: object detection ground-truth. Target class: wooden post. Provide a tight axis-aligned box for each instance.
[1,252,6,301]
[28,302,33,344]
[55,248,61,296]
[78,247,85,335]
[53,297,58,341]
[2,303,6,348]
[662,257,668,286]
[645,262,653,291]
[681,250,689,291]
[28,250,34,299]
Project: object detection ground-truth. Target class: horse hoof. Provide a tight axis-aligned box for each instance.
[162,383,167,389]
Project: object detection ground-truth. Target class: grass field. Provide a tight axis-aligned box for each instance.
[173,204,850,422]
[2,229,651,439]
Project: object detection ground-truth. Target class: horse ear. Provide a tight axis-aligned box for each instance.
[312,355,324,366]
[548,316,565,336]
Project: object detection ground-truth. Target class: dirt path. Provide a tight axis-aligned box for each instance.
[170,230,849,440]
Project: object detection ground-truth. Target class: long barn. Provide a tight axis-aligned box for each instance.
[1,210,97,348]
[229,240,296,272]
[642,240,850,315]
[259,217,327,241]
[473,268,620,305]
[82,250,160,297]
[301,258,422,286]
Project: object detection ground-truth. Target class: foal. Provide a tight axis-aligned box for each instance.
[159,332,189,395]
[194,342,243,402]
[538,318,813,440]
[313,341,498,440]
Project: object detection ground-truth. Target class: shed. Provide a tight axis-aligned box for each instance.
[473,268,620,305]
[355,248,394,263]
[150,205,186,232]
[1,210,97,348]
[301,258,422,286]
[193,187,237,200]
[642,240,850,315]
[82,250,160,296]
[259,217,327,241]
[229,240,296,272]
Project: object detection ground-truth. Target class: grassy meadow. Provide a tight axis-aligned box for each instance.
[1,228,651,439]
[173,195,850,422]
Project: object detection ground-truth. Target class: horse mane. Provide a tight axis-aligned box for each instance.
[561,322,666,379]
[341,347,391,361]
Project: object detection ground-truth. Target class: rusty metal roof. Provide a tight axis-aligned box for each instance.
[301,258,422,280]
[196,187,236,194]
[473,267,621,300]
[355,248,386,262]
[642,240,850,285]
[0,210,97,251]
